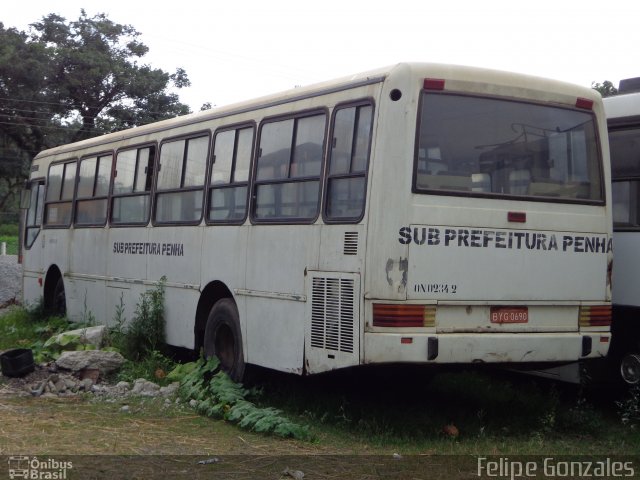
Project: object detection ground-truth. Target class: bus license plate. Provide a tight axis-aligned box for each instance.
[490,307,528,324]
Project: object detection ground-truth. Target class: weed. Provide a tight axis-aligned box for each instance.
[177,357,311,440]
[617,386,640,428]
[116,350,176,386]
[123,277,166,360]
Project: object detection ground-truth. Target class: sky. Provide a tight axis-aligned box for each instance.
[2,0,638,111]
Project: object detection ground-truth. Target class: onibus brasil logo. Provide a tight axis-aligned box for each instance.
[7,456,72,479]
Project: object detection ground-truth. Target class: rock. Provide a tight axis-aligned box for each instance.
[31,381,45,397]
[55,350,125,375]
[120,405,130,413]
[81,378,94,391]
[115,381,130,392]
[159,382,179,397]
[189,399,198,408]
[49,325,107,348]
[131,378,160,397]
[54,379,66,393]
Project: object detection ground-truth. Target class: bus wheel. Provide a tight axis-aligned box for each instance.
[52,277,66,317]
[204,298,245,383]
[620,352,640,386]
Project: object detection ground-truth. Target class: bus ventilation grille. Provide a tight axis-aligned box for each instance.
[311,276,355,353]
[343,232,358,255]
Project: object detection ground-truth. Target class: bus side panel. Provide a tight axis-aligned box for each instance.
[147,226,203,286]
[22,230,44,306]
[69,229,109,322]
[244,225,320,373]
[612,232,640,307]
[201,226,249,354]
[108,228,150,282]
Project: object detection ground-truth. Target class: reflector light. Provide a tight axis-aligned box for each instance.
[423,78,445,91]
[579,305,612,327]
[508,211,526,223]
[373,304,437,328]
[401,337,413,344]
[575,97,594,110]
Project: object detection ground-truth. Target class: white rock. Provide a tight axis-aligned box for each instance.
[55,350,125,374]
[50,325,107,348]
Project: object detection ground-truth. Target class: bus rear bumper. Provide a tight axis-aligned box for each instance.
[363,332,610,364]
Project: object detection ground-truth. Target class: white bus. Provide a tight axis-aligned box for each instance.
[605,79,640,385]
[21,63,612,381]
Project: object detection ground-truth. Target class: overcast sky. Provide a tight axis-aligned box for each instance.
[2,0,638,111]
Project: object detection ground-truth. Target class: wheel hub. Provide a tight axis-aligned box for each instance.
[620,353,640,385]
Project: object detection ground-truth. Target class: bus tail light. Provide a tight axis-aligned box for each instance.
[373,304,436,327]
[423,78,445,91]
[576,97,594,110]
[579,305,612,327]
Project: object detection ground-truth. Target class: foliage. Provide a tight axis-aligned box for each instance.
[0,306,70,360]
[0,223,18,236]
[107,277,166,361]
[177,357,311,440]
[592,80,618,98]
[116,350,176,386]
[0,11,192,205]
[617,386,640,428]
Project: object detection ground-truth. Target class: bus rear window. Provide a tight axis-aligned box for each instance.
[415,93,603,202]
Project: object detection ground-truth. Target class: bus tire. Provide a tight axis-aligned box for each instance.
[204,298,245,383]
[52,277,66,317]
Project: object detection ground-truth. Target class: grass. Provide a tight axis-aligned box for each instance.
[2,306,640,457]
[0,235,18,255]
[248,365,640,455]
[0,306,69,352]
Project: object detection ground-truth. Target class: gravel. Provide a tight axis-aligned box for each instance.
[0,255,22,308]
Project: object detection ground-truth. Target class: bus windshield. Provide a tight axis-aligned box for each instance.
[415,93,603,202]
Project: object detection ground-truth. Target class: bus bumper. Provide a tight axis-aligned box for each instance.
[363,332,610,364]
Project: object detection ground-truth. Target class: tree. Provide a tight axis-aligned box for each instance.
[591,80,618,98]
[0,10,192,209]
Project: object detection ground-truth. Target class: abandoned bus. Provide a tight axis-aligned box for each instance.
[605,79,640,385]
[21,63,612,381]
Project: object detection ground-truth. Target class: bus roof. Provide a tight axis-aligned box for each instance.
[604,91,640,120]
[33,62,599,161]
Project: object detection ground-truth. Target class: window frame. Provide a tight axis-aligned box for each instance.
[73,151,114,228]
[43,158,77,228]
[322,99,375,224]
[609,123,640,231]
[24,178,46,248]
[412,90,606,206]
[205,122,256,225]
[250,108,328,225]
[153,131,211,226]
[109,142,157,227]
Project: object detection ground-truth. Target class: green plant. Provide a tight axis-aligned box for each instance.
[177,357,311,440]
[617,386,640,428]
[116,350,176,386]
[115,277,166,361]
[104,293,127,351]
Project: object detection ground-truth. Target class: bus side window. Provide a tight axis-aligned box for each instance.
[324,103,373,221]
[111,146,155,225]
[208,126,253,223]
[25,180,45,248]
[253,112,326,221]
[75,153,113,226]
[155,135,209,224]
[44,160,77,227]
